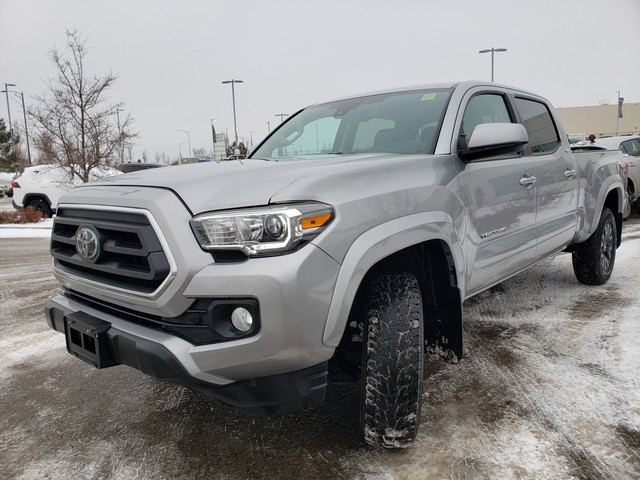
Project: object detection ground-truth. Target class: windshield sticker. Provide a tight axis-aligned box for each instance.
[421,93,436,101]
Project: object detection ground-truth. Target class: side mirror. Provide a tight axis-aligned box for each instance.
[459,123,529,161]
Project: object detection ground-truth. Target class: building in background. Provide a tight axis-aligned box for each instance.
[556,102,640,139]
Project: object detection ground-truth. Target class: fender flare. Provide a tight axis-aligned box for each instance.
[586,177,623,236]
[322,211,464,347]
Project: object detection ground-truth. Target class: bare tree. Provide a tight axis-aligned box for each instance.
[153,151,170,164]
[29,29,136,182]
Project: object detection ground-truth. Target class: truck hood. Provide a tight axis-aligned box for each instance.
[83,155,404,214]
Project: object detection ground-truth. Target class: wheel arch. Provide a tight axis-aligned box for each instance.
[322,212,464,359]
[23,193,53,208]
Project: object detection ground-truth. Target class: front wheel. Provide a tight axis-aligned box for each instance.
[361,272,424,448]
[572,207,616,285]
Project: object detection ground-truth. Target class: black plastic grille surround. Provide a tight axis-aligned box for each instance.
[51,207,170,294]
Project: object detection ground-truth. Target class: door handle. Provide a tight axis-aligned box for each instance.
[519,174,536,188]
[564,169,577,179]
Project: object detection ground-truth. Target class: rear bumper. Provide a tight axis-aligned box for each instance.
[45,297,328,415]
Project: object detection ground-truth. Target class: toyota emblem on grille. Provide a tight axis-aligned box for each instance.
[76,225,101,262]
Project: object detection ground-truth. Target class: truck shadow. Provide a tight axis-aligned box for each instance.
[135,380,366,479]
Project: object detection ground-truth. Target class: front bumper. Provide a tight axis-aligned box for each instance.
[46,296,329,415]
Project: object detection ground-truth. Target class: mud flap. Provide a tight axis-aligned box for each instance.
[424,286,463,364]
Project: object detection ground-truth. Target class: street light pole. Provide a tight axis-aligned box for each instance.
[19,92,31,165]
[177,129,192,158]
[275,113,288,123]
[179,141,188,161]
[3,83,17,162]
[222,79,243,147]
[479,47,507,82]
[210,118,216,161]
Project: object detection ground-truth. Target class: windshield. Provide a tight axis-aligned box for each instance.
[251,89,452,160]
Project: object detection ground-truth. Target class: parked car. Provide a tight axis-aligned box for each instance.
[45,81,625,448]
[0,172,14,198]
[573,135,640,218]
[11,165,121,217]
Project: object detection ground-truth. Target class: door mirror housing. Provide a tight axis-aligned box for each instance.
[459,123,529,161]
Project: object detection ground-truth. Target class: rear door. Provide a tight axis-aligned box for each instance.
[513,96,579,256]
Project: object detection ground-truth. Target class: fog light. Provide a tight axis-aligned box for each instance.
[231,307,253,332]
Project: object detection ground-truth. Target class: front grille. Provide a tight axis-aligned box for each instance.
[51,206,171,294]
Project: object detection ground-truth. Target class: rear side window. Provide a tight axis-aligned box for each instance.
[621,139,640,157]
[514,97,560,154]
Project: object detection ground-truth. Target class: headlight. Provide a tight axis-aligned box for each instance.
[191,203,334,256]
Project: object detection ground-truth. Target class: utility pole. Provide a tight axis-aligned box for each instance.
[275,113,288,123]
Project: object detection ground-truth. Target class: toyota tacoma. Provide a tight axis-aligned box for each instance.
[45,81,626,448]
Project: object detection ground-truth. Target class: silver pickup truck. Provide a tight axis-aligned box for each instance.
[45,81,625,448]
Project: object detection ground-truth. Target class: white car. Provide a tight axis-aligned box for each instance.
[11,165,121,217]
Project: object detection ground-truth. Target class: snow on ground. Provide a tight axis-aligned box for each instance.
[356,221,640,479]
[0,209,638,479]
[0,218,53,238]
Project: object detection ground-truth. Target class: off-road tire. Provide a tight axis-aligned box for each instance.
[572,207,616,285]
[28,197,52,218]
[361,272,424,448]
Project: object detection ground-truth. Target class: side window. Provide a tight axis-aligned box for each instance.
[461,94,512,141]
[621,139,640,157]
[514,97,560,154]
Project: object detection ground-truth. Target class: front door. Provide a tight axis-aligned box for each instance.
[453,91,537,295]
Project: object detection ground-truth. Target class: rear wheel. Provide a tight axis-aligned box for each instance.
[28,198,52,218]
[361,272,423,448]
[572,208,616,285]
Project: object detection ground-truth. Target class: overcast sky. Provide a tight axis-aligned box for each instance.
[1,0,639,162]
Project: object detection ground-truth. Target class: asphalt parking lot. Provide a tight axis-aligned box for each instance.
[1,204,639,479]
